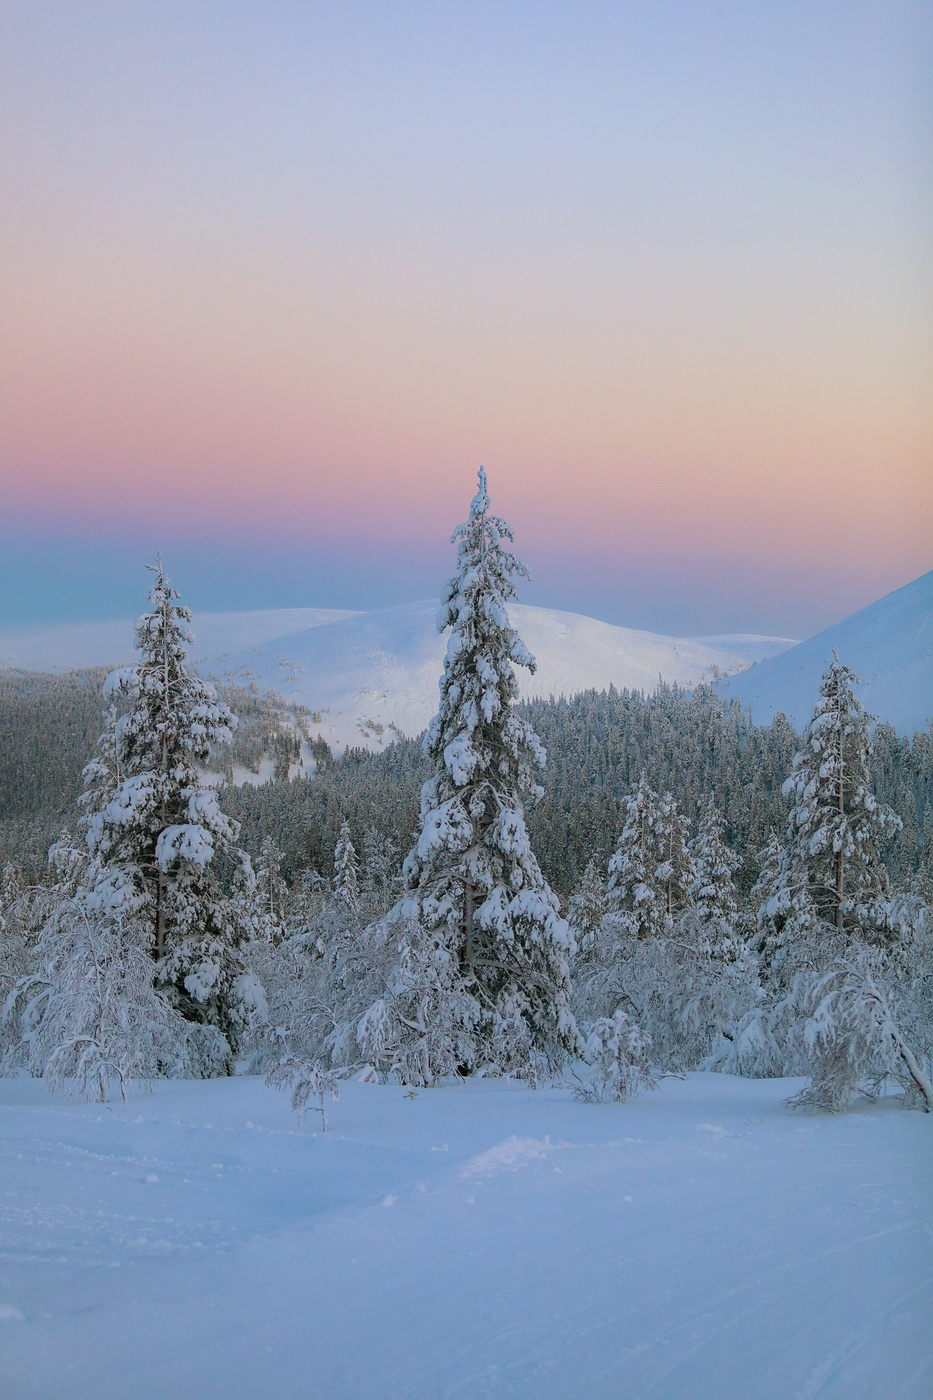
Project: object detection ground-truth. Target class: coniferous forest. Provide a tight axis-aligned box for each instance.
[2,476,931,1111]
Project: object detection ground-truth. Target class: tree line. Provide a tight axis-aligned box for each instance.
[1,478,930,1112]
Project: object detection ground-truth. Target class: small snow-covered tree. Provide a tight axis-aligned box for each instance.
[391,468,578,1069]
[576,1008,656,1103]
[77,559,258,1048]
[606,774,669,940]
[567,859,609,955]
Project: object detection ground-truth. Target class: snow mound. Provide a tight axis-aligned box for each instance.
[717,569,933,736]
[460,1134,552,1178]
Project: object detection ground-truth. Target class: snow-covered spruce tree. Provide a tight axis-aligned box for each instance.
[655,791,694,921]
[333,821,360,911]
[689,798,739,924]
[567,858,609,955]
[233,838,288,947]
[688,798,741,958]
[607,778,672,940]
[78,559,260,1051]
[361,827,401,916]
[759,655,901,983]
[390,468,578,1074]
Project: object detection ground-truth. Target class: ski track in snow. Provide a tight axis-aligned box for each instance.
[0,1073,930,1400]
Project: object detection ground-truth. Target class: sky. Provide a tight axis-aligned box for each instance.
[1,1,930,637]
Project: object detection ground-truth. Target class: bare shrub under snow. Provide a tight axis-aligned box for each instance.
[786,948,932,1112]
[575,1009,656,1103]
[1,901,229,1100]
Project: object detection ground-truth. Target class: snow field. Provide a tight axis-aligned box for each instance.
[1,1072,930,1400]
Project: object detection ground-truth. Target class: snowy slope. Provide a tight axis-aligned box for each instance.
[216,600,795,750]
[717,569,933,735]
[0,1073,929,1400]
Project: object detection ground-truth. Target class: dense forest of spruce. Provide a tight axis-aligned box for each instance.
[4,668,932,900]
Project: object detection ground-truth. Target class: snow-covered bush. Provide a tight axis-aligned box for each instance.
[1,902,229,1100]
[786,949,932,1112]
[263,1054,340,1128]
[574,907,759,1075]
[706,900,933,1110]
[354,915,481,1086]
[576,1009,656,1103]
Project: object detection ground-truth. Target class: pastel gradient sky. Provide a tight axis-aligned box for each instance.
[1,1,930,634]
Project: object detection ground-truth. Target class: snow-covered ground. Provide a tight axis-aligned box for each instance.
[717,569,933,736]
[1,1073,929,1400]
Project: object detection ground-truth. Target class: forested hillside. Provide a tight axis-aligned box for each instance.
[6,664,929,900]
[223,684,933,899]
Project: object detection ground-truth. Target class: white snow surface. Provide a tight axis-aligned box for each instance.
[0,1073,929,1400]
[214,600,794,751]
[716,569,933,736]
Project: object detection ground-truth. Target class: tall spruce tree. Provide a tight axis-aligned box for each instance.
[399,468,578,1059]
[79,559,258,1047]
[333,821,360,910]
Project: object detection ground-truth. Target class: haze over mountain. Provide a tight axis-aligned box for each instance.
[4,569,928,747]
[0,608,359,675]
[716,569,933,737]
[0,601,794,753]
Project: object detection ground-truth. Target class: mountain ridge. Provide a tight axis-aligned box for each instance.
[715,569,932,736]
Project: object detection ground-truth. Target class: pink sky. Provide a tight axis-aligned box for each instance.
[1,3,929,633]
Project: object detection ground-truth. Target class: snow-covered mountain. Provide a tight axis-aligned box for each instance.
[214,600,794,751]
[0,600,794,752]
[716,569,933,736]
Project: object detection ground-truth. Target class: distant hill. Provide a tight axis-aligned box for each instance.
[0,601,795,753]
[716,570,933,736]
[213,600,795,751]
